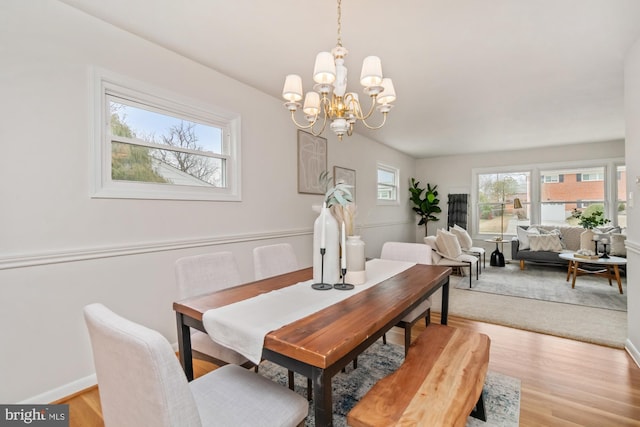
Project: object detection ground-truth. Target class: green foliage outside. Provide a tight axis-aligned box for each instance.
[409,178,441,236]
[110,111,167,183]
[577,204,610,229]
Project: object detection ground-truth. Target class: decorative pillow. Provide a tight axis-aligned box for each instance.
[546,229,566,249]
[451,224,473,250]
[436,229,462,258]
[610,233,627,257]
[528,234,563,252]
[517,227,540,250]
[423,236,442,263]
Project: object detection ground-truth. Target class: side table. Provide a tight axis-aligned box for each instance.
[484,239,506,267]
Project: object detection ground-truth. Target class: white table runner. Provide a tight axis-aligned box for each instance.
[202,258,415,364]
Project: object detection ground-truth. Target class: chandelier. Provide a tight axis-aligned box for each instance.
[281,0,396,140]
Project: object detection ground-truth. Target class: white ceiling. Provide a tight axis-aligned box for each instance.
[59,0,640,158]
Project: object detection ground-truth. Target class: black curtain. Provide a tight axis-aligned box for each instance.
[448,194,468,229]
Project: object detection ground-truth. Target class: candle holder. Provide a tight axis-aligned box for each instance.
[334,268,354,290]
[312,248,333,290]
[600,243,610,259]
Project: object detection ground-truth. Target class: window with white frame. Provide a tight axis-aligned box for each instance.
[377,163,399,204]
[473,161,624,236]
[92,70,241,201]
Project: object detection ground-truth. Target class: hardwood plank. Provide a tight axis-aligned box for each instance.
[58,314,640,427]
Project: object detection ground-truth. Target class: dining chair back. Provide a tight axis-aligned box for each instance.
[380,242,433,355]
[253,243,299,280]
[83,303,308,427]
[175,252,248,366]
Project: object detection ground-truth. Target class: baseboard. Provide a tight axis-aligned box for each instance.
[19,374,97,404]
[625,339,640,368]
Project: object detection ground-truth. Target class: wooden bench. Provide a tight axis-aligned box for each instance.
[347,324,491,427]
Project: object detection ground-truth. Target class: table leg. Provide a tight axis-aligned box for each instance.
[441,277,449,325]
[565,260,573,282]
[176,312,194,381]
[571,261,579,289]
[312,367,333,427]
[614,265,624,294]
[607,266,613,287]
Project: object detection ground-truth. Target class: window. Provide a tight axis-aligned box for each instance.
[476,172,530,235]
[377,163,399,204]
[92,69,241,201]
[617,165,627,228]
[540,167,604,225]
[473,160,624,236]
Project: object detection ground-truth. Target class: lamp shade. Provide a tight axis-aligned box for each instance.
[360,56,383,87]
[282,75,303,102]
[377,78,396,105]
[303,92,320,116]
[313,52,337,85]
[513,198,523,209]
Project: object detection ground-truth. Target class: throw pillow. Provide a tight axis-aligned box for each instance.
[610,233,627,257]
[517,226,540,250]
[423,236,442,263]
[451,224,473,250]
[528,234,563,252]
[436,229,463,258]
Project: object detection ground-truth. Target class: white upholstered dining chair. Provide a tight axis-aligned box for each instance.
[175,252,250,367]
[83,303,308,427]
[380,241,433,355]
[253,243,299,280]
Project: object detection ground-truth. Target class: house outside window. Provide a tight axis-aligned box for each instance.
[92,69,241,201]
[377,163,399,204]
[540,167,605,225]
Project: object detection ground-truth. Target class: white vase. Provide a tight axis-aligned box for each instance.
[580,229,595,251]
[345,235,366,285]
[313,205,340,285]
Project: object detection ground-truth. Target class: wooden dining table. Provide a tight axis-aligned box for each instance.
[173,262,451,427]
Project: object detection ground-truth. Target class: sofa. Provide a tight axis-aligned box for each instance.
[511,225,627,270]
[511,225,583,270]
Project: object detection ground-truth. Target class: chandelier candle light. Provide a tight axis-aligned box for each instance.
[282,0,396,140]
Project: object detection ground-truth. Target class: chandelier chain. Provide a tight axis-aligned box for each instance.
[336,0,342,47]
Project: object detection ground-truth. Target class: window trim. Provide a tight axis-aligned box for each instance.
[90,68,242,201]
[376,162,400,205]
[471,158,624,237]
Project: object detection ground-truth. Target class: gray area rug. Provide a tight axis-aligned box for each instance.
[258,341,520,427]
[455,263,627,311]
[431,274,627,348]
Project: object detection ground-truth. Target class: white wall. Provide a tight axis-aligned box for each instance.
[0,0,415,402]
[624,37,640,365]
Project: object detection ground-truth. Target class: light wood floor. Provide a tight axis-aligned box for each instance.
[58,314,640,426]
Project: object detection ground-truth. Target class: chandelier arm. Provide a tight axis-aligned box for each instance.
[350,95,379,121]
[359,112,388,130]
[289,108,329,136]
[289,111,318,130]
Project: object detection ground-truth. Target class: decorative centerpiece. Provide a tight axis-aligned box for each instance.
[312,172,355,289]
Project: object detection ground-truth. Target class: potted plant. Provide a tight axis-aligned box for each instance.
[409,178,441,236]
[577,209,610,230]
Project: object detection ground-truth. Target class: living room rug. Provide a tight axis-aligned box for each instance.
[456,263,627,311]
[432,278,627,348]
[258,341,521,427]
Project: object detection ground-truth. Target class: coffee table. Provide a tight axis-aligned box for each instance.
[558,252,626,294]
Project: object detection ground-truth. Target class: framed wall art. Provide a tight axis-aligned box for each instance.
[297,130,328,195]
[333,166,356,202]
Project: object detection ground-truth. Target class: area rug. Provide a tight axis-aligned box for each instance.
[258,341,520,427]
[456,263,627,311]
[432,281,627,348]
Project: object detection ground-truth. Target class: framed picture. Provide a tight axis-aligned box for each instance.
[334,166,356,202]
[297,130,328,195]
